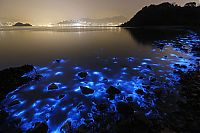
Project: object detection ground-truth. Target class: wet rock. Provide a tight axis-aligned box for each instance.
[106,86,121,95]
[48,83,58,90]
[135,89,145,95]
[80,86,94,94]
[28,122,48,133]
[0,65,34,101]
[150,77,156,82]
[180,65,187,69]
[58,94,65,99]
[75,124,89,133]
[55,59,62,63]
[77,72,88,79]
[146,65,152,70]
[126,96,133,102]
[174,64,181,68]
[96,103,108,112]
[102,78,109,83]
[8,100,20,107]
[116,102,134,114]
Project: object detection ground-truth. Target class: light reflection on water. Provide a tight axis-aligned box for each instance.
[0,27,199,132]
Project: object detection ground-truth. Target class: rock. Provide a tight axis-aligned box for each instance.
[55,59,61,63]
[78,72,88,79]
[126,96,133,102]
[150,77,156,82]
[174,64,181,68]
[146,65,152,70]
[48,83,58,90]
[58,94,65,99]
[80,86,94,94]
[102,78,109,83]
[106,86,121,95]
[8,100,20,107]
[0,65,34,101]
[135,89,145,95]
[116,102,134,114]
[28,122,48,133]
[180,65,187,69]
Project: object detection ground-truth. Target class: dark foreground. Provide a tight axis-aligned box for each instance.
[0,65,199,133]
[0,28,199,133]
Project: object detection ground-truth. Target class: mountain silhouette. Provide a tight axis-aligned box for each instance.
[121,2,200,27]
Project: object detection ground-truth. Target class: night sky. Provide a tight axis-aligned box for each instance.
[0,0,198,25]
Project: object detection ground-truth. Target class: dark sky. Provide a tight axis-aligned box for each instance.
[0,0,198,25]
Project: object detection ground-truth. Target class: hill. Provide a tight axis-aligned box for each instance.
[121,2,200,27]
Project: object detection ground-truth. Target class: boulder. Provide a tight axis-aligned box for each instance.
[80,86,94,94]
[78,72,88,79]
[106,86,121,95]
[48,83,58,90]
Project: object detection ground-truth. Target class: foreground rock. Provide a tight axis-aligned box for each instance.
[80,86,94,94]
[77,72,88,79]
[106,86,121,95]
[48,83,58,90]
[0,65,34,101]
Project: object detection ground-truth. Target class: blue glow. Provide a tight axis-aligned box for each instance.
[55,72,64,76]
[2,31,200,132]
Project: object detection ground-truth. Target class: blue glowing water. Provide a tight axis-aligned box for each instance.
[1,28,199,132]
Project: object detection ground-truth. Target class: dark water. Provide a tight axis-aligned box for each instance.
[0,27,199,132]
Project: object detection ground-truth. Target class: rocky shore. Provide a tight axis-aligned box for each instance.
[0,29,199,133]
[0,64,199,133]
